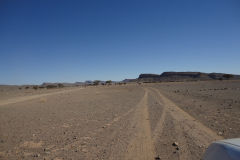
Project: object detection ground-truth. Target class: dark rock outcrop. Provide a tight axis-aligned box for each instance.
[137,72,240,82]
[122,79,137,83]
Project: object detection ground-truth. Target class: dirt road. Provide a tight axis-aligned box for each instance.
[0,88,84,107]
[125,87,222,160]
[0,85,226,159]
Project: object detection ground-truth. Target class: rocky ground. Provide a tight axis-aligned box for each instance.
[0,81,239,160]
[152,80,240,138]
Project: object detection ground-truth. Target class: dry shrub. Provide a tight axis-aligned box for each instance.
[46,85,57,89]
[33,86,38,90]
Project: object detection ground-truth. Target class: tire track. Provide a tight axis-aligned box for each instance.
[150,87,223,159]
[148,88,167,142]
[0,88,84,107]
[171,116,192,160]
[149,88,191,159]
[124,89,156,160]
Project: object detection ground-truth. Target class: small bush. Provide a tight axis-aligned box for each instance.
[223,74,234,79]
[58,83,64,88]
[106,80,112,85]
[33,86,38,90]
[46,85,57,89]
[25,86,29,89]
[93,80,100,86]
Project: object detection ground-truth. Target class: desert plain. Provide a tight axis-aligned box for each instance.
[0,80,240,160]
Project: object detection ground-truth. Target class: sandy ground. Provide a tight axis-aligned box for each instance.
[0,81,239,160]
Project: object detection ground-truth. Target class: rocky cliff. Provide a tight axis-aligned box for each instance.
[137,72,240,82]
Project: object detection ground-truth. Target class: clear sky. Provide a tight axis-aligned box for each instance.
[1,0,240,84]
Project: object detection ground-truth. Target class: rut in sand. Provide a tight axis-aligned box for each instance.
[124,89,156,160]
[125,87,223,160]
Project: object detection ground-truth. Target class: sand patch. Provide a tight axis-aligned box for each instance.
[20,141,43,148]
[62,123,70,128]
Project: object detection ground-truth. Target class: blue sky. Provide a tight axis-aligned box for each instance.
[1,0,240,84]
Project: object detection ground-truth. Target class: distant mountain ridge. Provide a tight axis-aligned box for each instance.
[40,72,240,87]
[137,72,240,82]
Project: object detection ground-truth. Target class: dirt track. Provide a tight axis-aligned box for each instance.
[0,88,83,107]
[0,82,239,160]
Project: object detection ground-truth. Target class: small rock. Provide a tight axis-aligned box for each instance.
[172,142,179,147]
[33,154,40,157]
[176,147,179,150]
[155,155,161,160]
[218,132,223,136]
[82,148,88,153]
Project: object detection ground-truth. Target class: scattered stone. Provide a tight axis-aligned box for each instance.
[33,154,40,157]
[172,142,179,147]
[218,131,223,136]
[82,148,88,153]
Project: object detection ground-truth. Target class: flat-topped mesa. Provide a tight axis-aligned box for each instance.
[122,79,137,83]
[161,72,206,77]
[160,72,210,80]
[137,72,240,82]
[138,74,161,79]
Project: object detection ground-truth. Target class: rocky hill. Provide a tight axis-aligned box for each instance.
[137,72,240,82]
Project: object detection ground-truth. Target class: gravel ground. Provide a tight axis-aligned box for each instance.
[0,81,239,160]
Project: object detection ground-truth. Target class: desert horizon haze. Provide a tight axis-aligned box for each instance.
[1,0,240,84]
